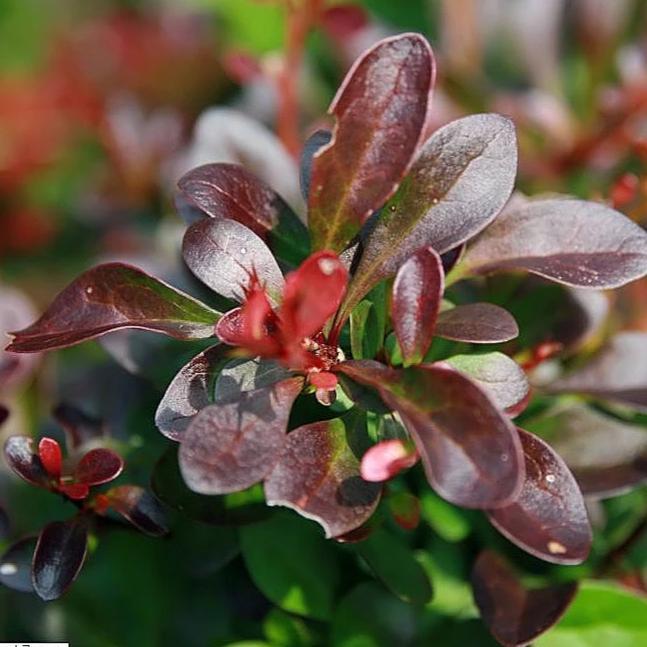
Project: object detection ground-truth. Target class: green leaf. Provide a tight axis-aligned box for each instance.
[355,528,433,605]
[262,608,313,647]
[240,513,340,620]
[420,491,471,543]
[535,581,647,646]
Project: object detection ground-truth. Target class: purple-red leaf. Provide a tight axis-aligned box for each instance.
[392,247,444,366]
[155,345,226,440]
[528,403,647,498]
[5,263,219,353]
[471,550,578,647]
[182,217,285,305]
[487,429,592,565]
[105,485,168,537]
[0,537,36,593]
[435,303,519,343]
[462,198,647,289]
[265,418,381,538]
[337,361,524,508]
[74,448,124,486]
[32,518,88,601]
[4,436,47,486]
[339,113,517,321]
[548,331,647,412]
[38,438,62,479]
[179,377,303,494]
[308,33,435,253]
[442,353,529,414]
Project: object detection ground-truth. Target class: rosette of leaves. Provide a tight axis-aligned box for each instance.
[6,33,647,643]
[1,405,166,601]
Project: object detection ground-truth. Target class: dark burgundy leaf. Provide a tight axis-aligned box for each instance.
[0,537,37,593]
[528,404,647,498]
[0,405,8,427]
[435,303,519,343]
[4,436,48,486]
[179,377,303,494]
[392,247,444,366]
[339,114,517,320]
[74,448,123,486]
[300,129,332,201]
[32,518,88,601]
[177,163,309,266]
[182,217,285,305]
[441,244,465,274]
[52,403,105,450]
[6,263,220,353]
[471,550,578,646]
[38,438,62,479]
[548,332,647,411]
[462,198,647,289]
[442,353,529,414]
[487,429,592,565]
[155,345,227,440]
[105,485,168,536]
[337,361,524,508]
[308,33,434,253]
[264,417,381,538]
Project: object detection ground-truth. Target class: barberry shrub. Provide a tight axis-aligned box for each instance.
[5,33,647,645]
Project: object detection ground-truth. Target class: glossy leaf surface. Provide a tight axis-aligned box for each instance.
[74,448,124,486]
[179,377,303,494]
[308,33,434,252]
[6,263,219,353]
[264,418,381,538]
[182,217,285,305]
[32,519,88,601]
[0,537,37,593]
[435,303,519,344]
[549,331,647,411]
[392,247,443,366]
[105,486,168,537]
[488,429,592,565]
[471,550,578,646]
[155,345,226,440]
[38,437,62,479]
[4,436,47,486]
[337,361,524,508]
[527,403,647,498]
[340,114,517,319]
[443,353,529,413]
[463,199,647,289]
[178,163,309,266]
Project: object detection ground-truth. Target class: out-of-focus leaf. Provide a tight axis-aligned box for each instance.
[155,345,226,441]
[0,405,7,427]
[350,301,373,360]
[105,486,168,537]
[337,361,524,508]
[442,352,529,413]
[179,377,303,494]
[388,491,420,530]
[151,445,270,525]
[52,403,105,450]
[392,247,444,366]
[527,403,647,498]
[300,129,332,201]
[263,608,313,647]
[177,163,309,267]
[308,33,434,253]
[32,518,89,601]
[240,513,340,620]
[355,528,432,605]
[549,332,647,412]
[74,448,123,486]
[487,429,592,565]
[0,537,36,593]
[420,491,471,543]
[462,199,647,289]
[340,114,517,320]
[3,436,47,486]
[434,303,519,343]
[6,264,220,353]
[471,550,578,647]
[182,217,285,305]
[264,417,381,538]
[534,581,647,646]
[331,582,418,647]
